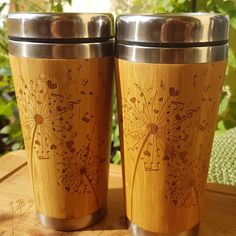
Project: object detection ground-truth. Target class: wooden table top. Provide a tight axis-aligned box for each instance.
[0,150,236,236]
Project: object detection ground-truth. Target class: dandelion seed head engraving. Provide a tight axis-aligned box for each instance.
[57,137,99,206]
[147,123,158,134]
[34,114,44,124]
[123,83,199,171]
[15,74,81,160]
[165,149,208,210]
[123,82,200,219]
[116,59,227,232]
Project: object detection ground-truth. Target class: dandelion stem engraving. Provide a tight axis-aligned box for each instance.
[84,173,99,208]
[30,125,37,194]
[123,83,199,219]
[15,74,81,167]
[130,133,150,219]
[192,186,200,219]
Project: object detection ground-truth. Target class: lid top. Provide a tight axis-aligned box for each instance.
[116,13,229,45]
[8,12,114,42]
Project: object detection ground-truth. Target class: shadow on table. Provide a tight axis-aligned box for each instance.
[4,188,129,236]
[85,187,128,232]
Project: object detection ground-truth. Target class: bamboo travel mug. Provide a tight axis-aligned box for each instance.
[115,14,229,235]
[8,13,114,230]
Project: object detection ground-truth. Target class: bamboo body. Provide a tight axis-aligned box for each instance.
[115,59,227,234]
[10,56,113,219]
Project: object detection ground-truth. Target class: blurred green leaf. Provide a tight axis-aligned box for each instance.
[223,119,236,129]
[217,120,227,132]
[230,16,236,30]
[0,99,14,117]
[11,142,21,151]
[0,68,12,77]
[216,0,235,13]
[218,91,229,116]
[52,3,63,12]
[0,3,7,12]
[229,100,236,120]
[111,151,121,164]
[228,48,236,68]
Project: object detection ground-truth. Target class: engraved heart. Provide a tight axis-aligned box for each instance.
[175,114,182,121]
[51,144,57,150]
[169,87,179,96]
[47,80,57,89]
[143,150,151,156]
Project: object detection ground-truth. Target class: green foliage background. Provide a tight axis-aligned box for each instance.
[0,0,236,162]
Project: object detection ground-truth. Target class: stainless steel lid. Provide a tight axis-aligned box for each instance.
[116,13,229,46]
[8,13,114,43]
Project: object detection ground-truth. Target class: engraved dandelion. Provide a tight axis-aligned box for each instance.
[165,155,208,217]
[122,82,200,218]
[57,141,99,207]
[15,74,81,160]
[14,73,81,195]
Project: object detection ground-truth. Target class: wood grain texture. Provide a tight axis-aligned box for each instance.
[115,59,228,233]
[0,150,27,182]
[0,151,236,235]
[9,56,114,219]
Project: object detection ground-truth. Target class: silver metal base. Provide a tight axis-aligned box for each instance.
[128,221,199,236]
[37,206,106,231]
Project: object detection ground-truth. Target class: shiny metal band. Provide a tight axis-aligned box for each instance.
[129,221,199,236]
[9,40,114,59]
[116,13,229,44]
[8,13,114,41]
[115,43,228,63]
[37,206,106,231]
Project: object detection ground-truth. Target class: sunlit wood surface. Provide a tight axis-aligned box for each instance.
[0,150,235,235]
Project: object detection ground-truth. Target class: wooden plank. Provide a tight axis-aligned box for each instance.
[0,150,27,183]
[206,182,236,196]
[0,152,236,235]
